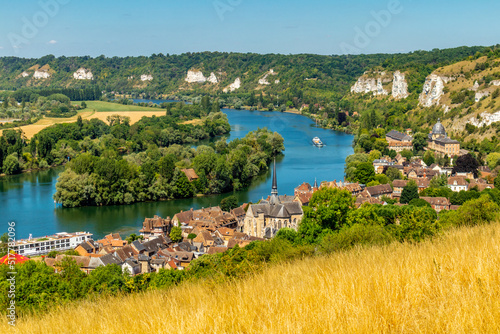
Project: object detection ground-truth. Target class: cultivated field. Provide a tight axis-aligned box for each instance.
[0,102,167,139]
[6,223,500,333]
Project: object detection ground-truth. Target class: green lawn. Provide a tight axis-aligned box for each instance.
[84,101,160,112]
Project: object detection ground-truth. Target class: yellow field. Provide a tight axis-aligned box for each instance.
[0,104,167,139]
[6,223,500,333]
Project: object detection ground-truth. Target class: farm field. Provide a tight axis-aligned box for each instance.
[0,102,167,139]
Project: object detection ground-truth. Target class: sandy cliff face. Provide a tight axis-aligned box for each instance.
[223,78,241,92]
[73,68,93,80]
[392,71,409,99]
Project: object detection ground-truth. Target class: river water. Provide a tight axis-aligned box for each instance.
[0,109,353,239]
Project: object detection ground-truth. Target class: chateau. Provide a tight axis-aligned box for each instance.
[243,160,303,238]
[427,119,460,156]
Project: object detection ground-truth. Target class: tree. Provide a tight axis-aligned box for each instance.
[452,153,479,178]
[412,133,427,153]
[125,233,143,244]
[400,149,413,161]
[3,153,21,175]
[423,150,435,167]
[400,181,419,204]
[495,177,500,189]
[385,167,402,181]
[187,233,197,240]
[169,226,183,243]
[220,195,238,212]
[81,101,87,109]
[409,198,431,207]
[354,162,375,184]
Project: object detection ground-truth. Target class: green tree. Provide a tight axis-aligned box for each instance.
[220,195,238,212]
[354,162,375,184]
[187,233,197,240]
[385,167,402,181]
[125,233,143,244]
[412,133,427,153]
[169,226,183,243]
[3,153,21,175]
[400,180,419,204]
[423,150,435,166]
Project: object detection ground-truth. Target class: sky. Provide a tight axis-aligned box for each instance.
[0,0,499,58]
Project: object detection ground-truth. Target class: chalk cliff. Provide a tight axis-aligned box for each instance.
[392,71,409,99]
[223,78,241,93]
[73,68,93,80]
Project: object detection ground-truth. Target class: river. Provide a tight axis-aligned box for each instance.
[0,108,353,239]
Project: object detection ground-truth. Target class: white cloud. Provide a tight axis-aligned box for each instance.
[48,40,57,44]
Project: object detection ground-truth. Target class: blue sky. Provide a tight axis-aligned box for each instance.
[0,0,499,57]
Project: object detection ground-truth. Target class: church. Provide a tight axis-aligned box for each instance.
[243,160,303,238]
[427,119,460,156]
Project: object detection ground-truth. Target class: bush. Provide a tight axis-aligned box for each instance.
[319,224,393,254]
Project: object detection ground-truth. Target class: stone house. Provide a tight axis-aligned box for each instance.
[448,176,468,192]
[420,197,450,212]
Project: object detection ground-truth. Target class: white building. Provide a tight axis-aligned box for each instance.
[12,232,93,256]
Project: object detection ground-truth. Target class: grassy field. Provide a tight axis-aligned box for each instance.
[0,102,167,139]
[6,223,500,333]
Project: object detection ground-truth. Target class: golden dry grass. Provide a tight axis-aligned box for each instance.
[0,110,167,139]
[5,223,500,333]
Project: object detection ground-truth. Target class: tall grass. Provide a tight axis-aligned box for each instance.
[5,223,500,333]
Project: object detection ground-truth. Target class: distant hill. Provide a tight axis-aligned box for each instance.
[0,47,491,101]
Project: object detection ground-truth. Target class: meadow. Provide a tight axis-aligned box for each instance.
[0,101,167,139]
[5,222,500,333]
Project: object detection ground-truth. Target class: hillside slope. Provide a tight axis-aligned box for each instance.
[7,222,500,334]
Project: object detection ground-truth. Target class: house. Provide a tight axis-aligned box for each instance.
[363,184,393,199]
[139,215,172,239]
[172,209,194,226]
[216,227,235,242]
[114,244,138,262]
[469,179,494,191]
[420,197,450,212]
[122,258,141,275]
[50,255,93,274]
[97,233,127,249]
[75,239,99,256]
[193,230,215,247]
[355,197,383,207]
[181,168,199,182]
[385,130,413,143]
[294,182,312,196]
[415,178,430,191]
[448,176,468,192]
[387,141,413,152]
[294,192,313,206]
[392,180,408,197]
[231,204,248,226]
[478,166,492,179]
[373,159,394,174]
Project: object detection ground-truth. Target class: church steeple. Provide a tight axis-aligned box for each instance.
[271,157,278,196]
[314,178,318,189]
[270,157,280,205]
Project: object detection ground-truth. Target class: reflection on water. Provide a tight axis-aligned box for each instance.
[0,109,353,239]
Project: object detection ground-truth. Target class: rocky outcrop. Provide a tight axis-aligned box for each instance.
[491,80,500,86]
[258,69,277,85]
[141,74,153,81]
[475,90,490,102]
[185,70,207,83]
[471,81,479,91]
[207,72,218,84]
[73,68,93,80]
[468,110,500,127]
[351,72,388,96]
[21,71,29,78]
[419,74,448,107]
[392,71,409,99]
[223,78,241,93]
[33,70,50,79]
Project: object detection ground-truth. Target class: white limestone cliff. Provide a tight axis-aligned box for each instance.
[185,70,207,83]
[468,110,500,127]
[21,71,29,78]
[351,75,388,96]
[491,80,500,86]
[223,78,241,93]
[475,90,490,102]
[141,74,153,81]
[472,81,479,91]
[258,69,277,85]
[419,74,447,107]
[207,72,218,84]
[392,71,409,99]
[73,68,93,80]
[33,70,50,79]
